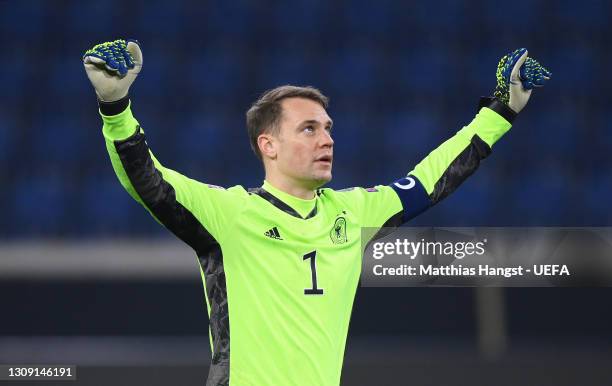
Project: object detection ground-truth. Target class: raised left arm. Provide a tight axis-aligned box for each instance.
[390,48,551,224]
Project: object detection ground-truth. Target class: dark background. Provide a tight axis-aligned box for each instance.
[0,0,611,385]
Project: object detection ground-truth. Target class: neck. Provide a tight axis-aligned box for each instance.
[264,175,316,200]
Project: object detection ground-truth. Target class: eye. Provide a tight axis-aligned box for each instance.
[303,126,315,134]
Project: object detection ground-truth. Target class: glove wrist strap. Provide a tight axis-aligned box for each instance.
[477,97,517,123]
[99,95,130,116]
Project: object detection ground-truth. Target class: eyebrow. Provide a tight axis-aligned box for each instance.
[298,119,334,129]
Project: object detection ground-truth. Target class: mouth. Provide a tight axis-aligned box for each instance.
[315,155,333,165]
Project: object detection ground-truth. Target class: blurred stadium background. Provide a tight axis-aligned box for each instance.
[1,0,611,385]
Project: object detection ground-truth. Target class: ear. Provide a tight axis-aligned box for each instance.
[258,133,277,160]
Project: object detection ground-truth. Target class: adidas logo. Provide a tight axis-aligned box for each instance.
[264,227,283,240]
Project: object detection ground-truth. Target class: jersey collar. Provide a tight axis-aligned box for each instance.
[249,181,318,220]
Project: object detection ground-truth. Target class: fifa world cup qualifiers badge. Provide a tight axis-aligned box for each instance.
[330,217,347,244]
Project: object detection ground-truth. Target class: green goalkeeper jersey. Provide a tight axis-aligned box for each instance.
[99,97,513,386]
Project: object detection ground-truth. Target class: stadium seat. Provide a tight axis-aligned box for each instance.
[582,173,612,224]
[136,0,185,39]
[172,113,226,165]
[556,0,608,27]
[383,110,440,154]
[78,177,142,235]
[529,107,578,156]
[200,1,255,38]
[395,49,455,94]
[327,48,380,97]
[48,56,92,99]
[508,169,568,225]
[341,0,395,36]
[0,50,28,100]
[187,48,246,98]
[268,0,329,36]
[11,174,70,236]
[256,53,317,92]
[133,49,171,97]
[67,2,114,35]
[30,117,85,164]
[0,1,45,38]
[0,112,15,163]
[407,0,470,30]
[437,169,496,224]
[480,0,542,30]
[0,0,606,236]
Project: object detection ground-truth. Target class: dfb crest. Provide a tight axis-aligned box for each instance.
[330,217,347,244]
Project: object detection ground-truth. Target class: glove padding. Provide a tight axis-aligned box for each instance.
[493,48,551,114]
[83,39,143,102]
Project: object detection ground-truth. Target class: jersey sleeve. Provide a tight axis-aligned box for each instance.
[390,98,514,224]
[100,99,245,248]
[337,185,404,228]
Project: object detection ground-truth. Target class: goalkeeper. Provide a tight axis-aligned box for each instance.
[83,40,550,386]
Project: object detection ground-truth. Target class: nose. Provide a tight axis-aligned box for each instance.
[320,129,334,148]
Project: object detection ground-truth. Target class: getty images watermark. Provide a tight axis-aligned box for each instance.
[361,228,612,287]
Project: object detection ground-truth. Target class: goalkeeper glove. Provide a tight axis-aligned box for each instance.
[493,48,551,113]
[83,39,142,102]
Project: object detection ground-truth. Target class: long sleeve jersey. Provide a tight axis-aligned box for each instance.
[100,96,514,386]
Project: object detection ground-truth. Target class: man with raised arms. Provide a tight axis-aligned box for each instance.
[83,39,550,386]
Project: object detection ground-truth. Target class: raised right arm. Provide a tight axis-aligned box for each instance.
[84,39,243,246]
[100,96,243,247]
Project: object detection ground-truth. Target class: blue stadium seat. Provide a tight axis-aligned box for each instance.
[67,2,114,35]
[383,110,442,160]
[556,0,608,27]
[0,112,15,163]
[395,49,455,94]
[134,49,171,97]
[547,48,595,92]
[30,117,85,164]
[582,173,612,224]
[11,174,69,235]
[465,50,498,95]
[172,113,226,165]
[256,53,317,91]
[481,0,542,30]
[48,56,91,99]
[599,118,612,150]
[0,0,607,237]
[136,0,184,38]
[405,0,470,30]
[529,107,577,156]
[0,51,27,100]
[186,0,255,38]
[78,177,141,235]
[437,168,496,224]
[0,1,45,37]
[187,48,245,98]
[268,0,329,36]
[507,169,568,225]
[342,0,395,35]
[327,48,380,96]
[329,109,367,150]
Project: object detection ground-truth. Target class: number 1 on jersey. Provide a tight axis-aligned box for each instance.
[303,251,324,295]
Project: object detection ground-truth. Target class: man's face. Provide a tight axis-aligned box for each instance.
[268,97,334,189]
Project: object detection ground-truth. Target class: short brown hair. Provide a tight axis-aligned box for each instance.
[246,85,329,160]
